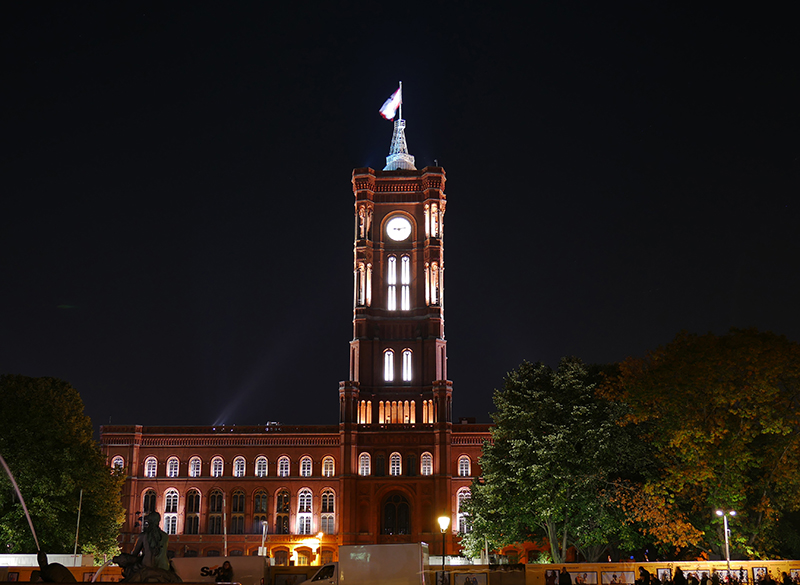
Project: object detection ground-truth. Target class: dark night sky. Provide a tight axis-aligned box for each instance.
[2,3,798,431]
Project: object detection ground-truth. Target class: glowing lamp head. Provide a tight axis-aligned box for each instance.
[438,515,451,532]
[730,510,737,516]
[716,510,723,516]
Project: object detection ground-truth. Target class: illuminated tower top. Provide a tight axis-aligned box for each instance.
[384,119,416,171]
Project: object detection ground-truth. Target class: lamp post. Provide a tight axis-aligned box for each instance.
[259,520,268,557]
[716,509,736,572]
[438,516,451,585]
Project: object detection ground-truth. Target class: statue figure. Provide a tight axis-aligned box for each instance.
[113,512,182,583]
[33,551,77,583]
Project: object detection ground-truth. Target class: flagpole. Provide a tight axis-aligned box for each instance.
[399,81,403,120]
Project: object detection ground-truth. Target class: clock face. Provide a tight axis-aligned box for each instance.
[386,216,412,241]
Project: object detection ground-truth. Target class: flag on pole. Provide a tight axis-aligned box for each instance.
[379,86,402,120]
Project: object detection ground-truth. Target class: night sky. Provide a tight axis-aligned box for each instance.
[3,3,798,431]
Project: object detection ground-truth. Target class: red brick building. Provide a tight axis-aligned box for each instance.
[100,118,492,565]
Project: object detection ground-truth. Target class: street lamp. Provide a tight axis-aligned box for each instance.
[259,521,268,557]
[716,509,736,572]
[438,516,451,585]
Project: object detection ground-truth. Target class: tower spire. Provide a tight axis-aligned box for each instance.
[384,82,416,171]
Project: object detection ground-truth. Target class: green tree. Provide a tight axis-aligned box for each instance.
[0,375,124,556]
[461,358,648,562]
[600,329,800,558]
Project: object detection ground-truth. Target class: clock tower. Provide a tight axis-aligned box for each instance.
[338,116,454,543]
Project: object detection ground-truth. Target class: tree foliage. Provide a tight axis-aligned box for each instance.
[0,375,124,556]
[461,358,649,562]
[600,329,800,558]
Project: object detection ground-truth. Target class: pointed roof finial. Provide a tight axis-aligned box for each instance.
[383,82,416,171]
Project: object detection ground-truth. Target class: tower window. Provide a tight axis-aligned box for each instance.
[359,453,371,476]
[402,349,412,382]
[421,452,433,476]
[401,255,410,310]
[389,452,402,476]
[387,256,397,310]
[384,349,395,382]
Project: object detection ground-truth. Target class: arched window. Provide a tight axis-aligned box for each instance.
[322,457,335,478]
[400,255,410,310]
[389,453,402,476]
[275,490,290,535]
[189,457,202,478]
[185,490,200,535]
[255,456,268,478]
[167,457,179,478]
[143,489,156,514]
[458,455,471,477]
[358,453,371,476]
[402,349,412,382]
[111,456,124,471]
[321,489,335,534]
[233,456,246,478]
[254,491,268,513]
[457,488,472,533]
[420,452,433,476]
[278,456,290,477]
[144,457,157,478]
[387,256,397,311]
[382,494,410,535]
[231,490,245,534]
[208,490,223,534]
[164,489,179,535]
[300,457,312,477]
[297,489,313,535]
[211,457,224,477]
[384,349,394,382]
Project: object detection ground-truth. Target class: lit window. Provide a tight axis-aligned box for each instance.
[189,457,202,478]
[278,456,290,477]
[421,452,433,476]
[164,489,179,514]
[111,456,124,471]
[384,349,394,382]
[233,456,246,478]
[164,514,177,535]
[458,455,471,477]
[322,457,335,477]
[300,457,312,477]
[457,488,472,533]
[211,457,224,477]
[297,489,313,535]
[359,453,371,476]
[255,456,268,477]
[144,457,157,478]
[401,256,410,310]
[402,349,412,382]
[389,452,402,476]
[387,256,397,310]
[167,457,179,478]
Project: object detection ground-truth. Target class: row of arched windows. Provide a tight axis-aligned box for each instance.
[357,399,436,425]
[355,453,471,477]
[117,455,336,479]
[142,487,335,537]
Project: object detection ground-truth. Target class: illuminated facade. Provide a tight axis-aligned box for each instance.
[100,118,491,565]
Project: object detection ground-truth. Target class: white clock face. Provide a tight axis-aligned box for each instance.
[386,216,412,241]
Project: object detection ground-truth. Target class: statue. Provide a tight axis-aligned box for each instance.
[113,512,182,583]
